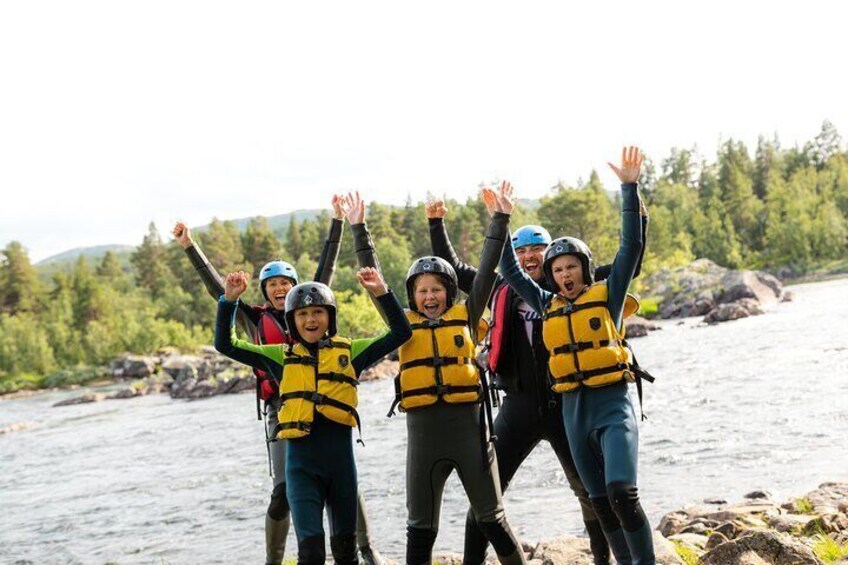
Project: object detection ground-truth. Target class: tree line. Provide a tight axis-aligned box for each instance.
[1,122,846,391]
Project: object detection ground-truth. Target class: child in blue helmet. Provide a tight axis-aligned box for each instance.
[498,147,655,564]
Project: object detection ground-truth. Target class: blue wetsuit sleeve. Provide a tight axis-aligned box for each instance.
[498,238,551,317]
[350,291,412,374]
[466,212,509,335]
[607,182,644,331]
[428,218,478,294]
[314,218,343,286]
[214,297,285,379]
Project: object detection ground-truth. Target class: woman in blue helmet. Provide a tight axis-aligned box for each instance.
[498,147,655,565]
[426,198,647,564]
[172,194,384,565]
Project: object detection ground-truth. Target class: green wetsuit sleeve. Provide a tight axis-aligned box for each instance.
[428,218,478,294]
[314,218,343,286]
[184,243,259,336]
[607,183,644,331]
[350,291,412,374]
[214,297,284,380]
[466,212,509,339]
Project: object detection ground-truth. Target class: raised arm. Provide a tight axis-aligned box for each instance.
[466,183,511,334]
[426,198,477,293]
[214,271,284,379]
[606,146,645,330]
[313,195,347,286]
[173,221,259,335]
[349,268,413,373]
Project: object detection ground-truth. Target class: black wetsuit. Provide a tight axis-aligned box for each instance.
[428,214,647,565]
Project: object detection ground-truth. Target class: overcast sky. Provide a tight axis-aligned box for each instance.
[2,1,846,262]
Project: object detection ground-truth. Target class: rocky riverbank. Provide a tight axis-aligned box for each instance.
[425,482,848,564]
[643,259,791,325]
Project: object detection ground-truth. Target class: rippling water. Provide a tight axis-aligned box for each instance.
[2,278,848,564]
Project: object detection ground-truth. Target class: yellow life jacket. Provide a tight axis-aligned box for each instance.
[393,304,488,412]
[543,283,640,393]
[276,338,359,439]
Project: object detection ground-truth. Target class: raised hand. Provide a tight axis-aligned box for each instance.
[224,271,250,301]
[331,194,350,221]
[480,187,498,217]
[493,180,515,215]
[172,221,193,249]
[425,197,448,220]
[344,191,366,225]
[608,146,644,184]
[356,266,388,297]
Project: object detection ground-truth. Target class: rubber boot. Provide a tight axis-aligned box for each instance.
[297,535,326,565]
[462,507,488,565]
[265,513,290,565]
[406,526,437,565]
[585,518,612,565]
[604,527,633,565]
[330,533,359,565]
[621,523,655,565]
[477,519,526,565]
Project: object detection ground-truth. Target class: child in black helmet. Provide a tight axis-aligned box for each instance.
[215,267,412,565]
[345,186,527,565]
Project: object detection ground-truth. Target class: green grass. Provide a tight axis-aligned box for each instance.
[672,540,700,565]
[795,497,815,514]
[637,296,660,318]
[0,372,46,394]
[812,534,848,564]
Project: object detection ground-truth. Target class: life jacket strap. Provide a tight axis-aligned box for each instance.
[317,372,359,387]
[317,338,352,350]
[554,363,631,385]
[552,339,622,355]
[543,300,608,320]
[271,420,312,438]
[285,355,319,367]
[399,356,474,371]
[409,319,468,330]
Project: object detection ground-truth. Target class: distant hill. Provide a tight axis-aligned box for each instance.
[198,209,324,239]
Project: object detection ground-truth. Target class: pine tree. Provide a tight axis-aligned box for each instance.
[0,241,43,315]
[242,216,283,272]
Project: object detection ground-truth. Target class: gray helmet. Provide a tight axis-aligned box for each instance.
[405,257,458,312]
[284,282,337,341]
[543,237,594,287]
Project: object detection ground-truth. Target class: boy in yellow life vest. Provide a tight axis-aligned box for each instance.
[499,147,655,565]
[215,267,412,565]
[344,186,527,565]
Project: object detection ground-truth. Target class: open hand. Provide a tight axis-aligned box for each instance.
[224,271,250,301]
[172,221,193,249]
[425,197,448,219]
[608,146,644,184]
[480,187,498,217]
[493,181,515,215]
[344,191,366,225]
[331,194,350,220]
[357,267,388,297]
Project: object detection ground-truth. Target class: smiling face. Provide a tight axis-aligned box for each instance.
[293,306,330,343]
[550,254,588,300]
[515,244,547,282]
[264,276,295,310]
[413,274,448,320]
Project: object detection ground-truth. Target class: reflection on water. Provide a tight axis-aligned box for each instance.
[2,278,848,563]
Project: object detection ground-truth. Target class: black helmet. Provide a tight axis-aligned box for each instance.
[405,257,458,312]
[543,237,594,287]
[284,282,338,341]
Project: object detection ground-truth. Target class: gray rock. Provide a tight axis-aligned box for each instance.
[108,354,157,379]
[698,530,823,565]
[705,532,729,551]
[625,315,661,338]
[529,537,594,565]
[714,521,744,539]
[53,393,106,407]
[360,359,398,382]
[744,490,772,500]
[659,510,692,537]
[107,387,140,400]
[681,522,711,535]
[669,532,709,549]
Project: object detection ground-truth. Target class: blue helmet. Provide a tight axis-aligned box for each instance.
[511,225,552,249]
[259,260,299,302]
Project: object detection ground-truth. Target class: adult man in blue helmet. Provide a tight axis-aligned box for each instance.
[172,195,384,565]
[425,194,647,565]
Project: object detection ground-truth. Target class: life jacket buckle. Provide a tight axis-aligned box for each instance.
[432,356,445,367]
[427,319,442,328]
[573,371,585,382]
[564,302,574,314]
[311,392,325,404]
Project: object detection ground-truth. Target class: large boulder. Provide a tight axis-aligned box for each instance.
[359,359,398,382]
[698,530,823,564]
[108,354,157,379]
[626,315,661,338]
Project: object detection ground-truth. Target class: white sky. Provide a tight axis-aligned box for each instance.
[1,1,846,262]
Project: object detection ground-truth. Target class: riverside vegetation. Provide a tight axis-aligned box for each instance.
[2,122,848,394]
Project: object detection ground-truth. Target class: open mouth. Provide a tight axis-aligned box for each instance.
[564,281,575,292]
[423,303,441,316]
[304,325,320,333]
[524,261,539,273]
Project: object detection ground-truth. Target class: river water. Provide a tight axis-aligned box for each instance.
[2,278,848,564]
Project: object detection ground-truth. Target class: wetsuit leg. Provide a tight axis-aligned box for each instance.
[325,433,358,565]
[266,402,291,565]
[464,400,539,565]
[545,410,611,565]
